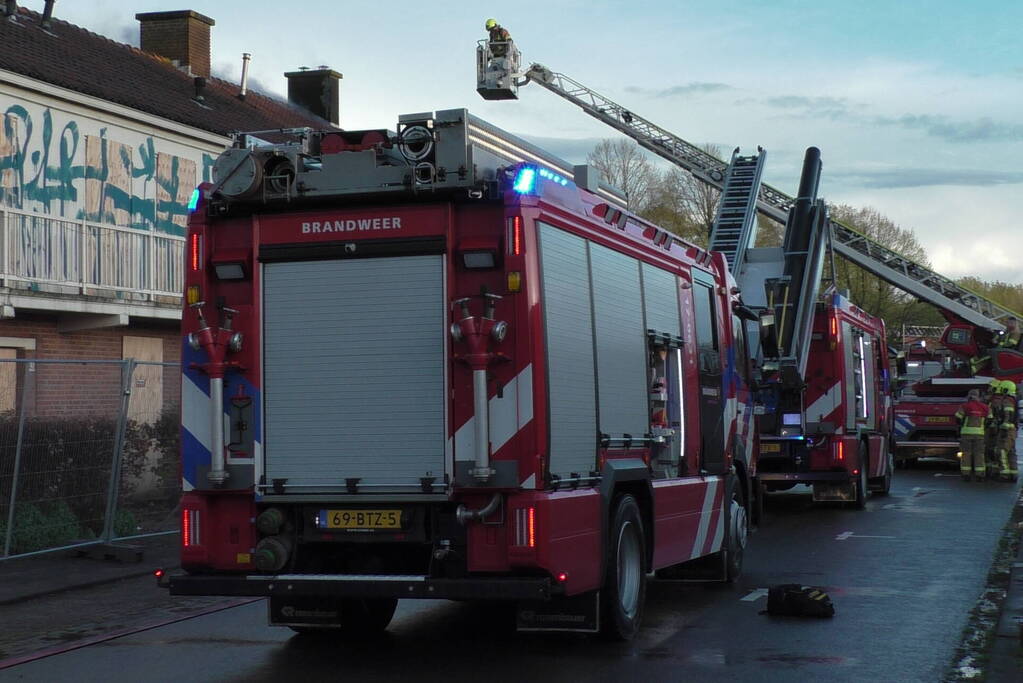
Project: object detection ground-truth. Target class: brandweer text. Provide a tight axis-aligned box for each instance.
[301,217,403,233]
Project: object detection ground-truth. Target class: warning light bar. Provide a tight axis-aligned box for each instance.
[513,167,537,194]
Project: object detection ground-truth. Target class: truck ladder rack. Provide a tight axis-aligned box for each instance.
[520,63,1018,331]
[708,148,766,273]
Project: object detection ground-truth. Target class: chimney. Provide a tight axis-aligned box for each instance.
[136,10,215,79]
[284,67,342,126]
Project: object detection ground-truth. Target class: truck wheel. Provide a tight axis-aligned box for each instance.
[723,483,748,582]
[339,598,398,634]
[601,494,646,641]
[753,478,766,527]
[853,442,869,510]
[875,449,893,496]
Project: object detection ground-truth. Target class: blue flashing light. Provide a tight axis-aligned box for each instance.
[537,167,569,186]
[187,188,201,212]
[513,167,537,194]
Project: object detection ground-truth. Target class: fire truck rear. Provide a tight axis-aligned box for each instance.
[162,110,758,639]
[758,295,894,507]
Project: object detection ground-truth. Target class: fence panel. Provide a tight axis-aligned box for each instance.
[115,361,181,541]
[0,359,183,559]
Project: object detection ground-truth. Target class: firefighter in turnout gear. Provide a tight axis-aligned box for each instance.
[956,389,992,481]
[984,378,1002,476]
[995,380,1019,481]
[485,18,511,57]
[997,317,1021,350]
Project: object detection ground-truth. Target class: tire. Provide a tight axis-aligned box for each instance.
[338,598,398,634]
[853,442,869,510]
[601,494,647,641]
[723,482,749,582]
[752,478,766,527]
[871,445,893,496]
[876,448,893,496]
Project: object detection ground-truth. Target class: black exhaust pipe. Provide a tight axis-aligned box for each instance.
[41,0,55,29]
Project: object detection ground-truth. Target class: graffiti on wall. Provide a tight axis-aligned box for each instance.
[0,105,217,236]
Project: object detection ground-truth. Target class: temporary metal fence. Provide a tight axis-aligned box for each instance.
[0,358,181,560]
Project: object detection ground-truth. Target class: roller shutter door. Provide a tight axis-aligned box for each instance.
[263,255,446,490]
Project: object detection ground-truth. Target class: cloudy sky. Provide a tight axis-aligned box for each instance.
[43,0,1023,283]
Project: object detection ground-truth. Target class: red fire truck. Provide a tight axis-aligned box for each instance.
[757,293,894,506]
[163,110,759,639]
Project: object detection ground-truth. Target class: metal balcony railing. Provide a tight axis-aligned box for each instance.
[0,207,184,301]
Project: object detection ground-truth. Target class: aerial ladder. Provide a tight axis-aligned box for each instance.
[476,45,1019,339]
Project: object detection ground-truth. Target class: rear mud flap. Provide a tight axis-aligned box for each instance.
[812,482,855,502]
[516,591,599,633]
[268,596,341,629]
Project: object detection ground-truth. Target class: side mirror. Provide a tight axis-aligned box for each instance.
[895,352,907,377]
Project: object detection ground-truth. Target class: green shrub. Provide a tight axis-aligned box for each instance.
[113,508,137,538]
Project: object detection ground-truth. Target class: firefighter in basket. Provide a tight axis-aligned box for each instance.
[485,18,512,57]
[956,389,992,482]
[995,380,1019,481]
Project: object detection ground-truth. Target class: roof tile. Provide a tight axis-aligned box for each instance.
[0,6,335,136]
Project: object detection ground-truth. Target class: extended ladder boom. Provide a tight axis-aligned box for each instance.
[519,63,1015,332]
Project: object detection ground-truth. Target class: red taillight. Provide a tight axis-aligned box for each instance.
[191,234,202,271]
[829,315,837,338]
[556,572,568,583]
[528,506,536,548]
[510,216,522,256]
[182,508,200,547]
[154,569,164,578]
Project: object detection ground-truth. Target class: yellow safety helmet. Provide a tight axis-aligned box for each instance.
[990,378,1002,392]
[1001,380,1017,396]
[485,18,498,30]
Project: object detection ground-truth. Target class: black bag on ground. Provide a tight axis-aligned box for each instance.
[763,584,835,618]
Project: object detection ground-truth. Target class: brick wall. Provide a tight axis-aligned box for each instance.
[0,313,181,419]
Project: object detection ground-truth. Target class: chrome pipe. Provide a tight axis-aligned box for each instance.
[207,377,228,485]
[239,53,251,98]
[472,368,493,481]
[456,492,501,525]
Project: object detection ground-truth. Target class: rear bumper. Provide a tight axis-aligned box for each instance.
[895,440,958,450]
[758,471,850,483]
[166,572,552,601]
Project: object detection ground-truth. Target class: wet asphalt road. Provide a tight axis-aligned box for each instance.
[3,461,1019,683]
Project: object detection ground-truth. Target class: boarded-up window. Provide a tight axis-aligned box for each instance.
[0,348,16,413]
[84,136,132,226]
[123,336,163,424]
[156,153,196,235]
[0,114,20,206]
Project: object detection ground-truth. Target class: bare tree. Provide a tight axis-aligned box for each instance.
[587,138,657,212]
[638,144,726,247]
[829,204,939,334]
